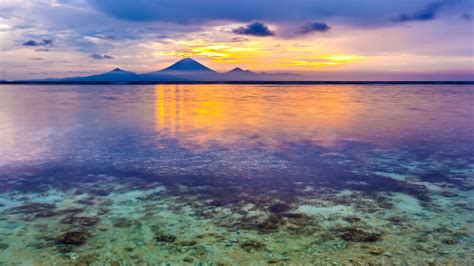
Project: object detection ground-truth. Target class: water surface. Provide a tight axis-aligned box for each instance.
[0,84,473,264]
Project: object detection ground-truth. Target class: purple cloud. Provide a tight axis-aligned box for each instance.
[87,0,469,27]
[392,0,459,22]
[90,53,114,59]
[22,39,54,47]
[233,21,274,37]
[299,22,330,34]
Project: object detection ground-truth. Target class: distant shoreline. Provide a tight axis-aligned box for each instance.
[1,81,473,85]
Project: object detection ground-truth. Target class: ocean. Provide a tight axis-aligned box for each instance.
[0,84,473,264]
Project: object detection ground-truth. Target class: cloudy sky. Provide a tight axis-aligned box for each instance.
[0,0,473,80]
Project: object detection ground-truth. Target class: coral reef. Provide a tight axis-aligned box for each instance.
[240,240,266,252]
[339,228,382,242]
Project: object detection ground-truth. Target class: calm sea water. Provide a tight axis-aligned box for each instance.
[0,84,473,264]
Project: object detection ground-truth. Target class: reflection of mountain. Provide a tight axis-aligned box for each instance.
[152,85,360,149]
[22,58,304,83]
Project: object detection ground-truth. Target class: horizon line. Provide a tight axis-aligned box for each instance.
[2,81,473,85]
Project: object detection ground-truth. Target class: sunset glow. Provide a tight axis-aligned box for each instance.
[0,0,473,80]
[1,1,474,264]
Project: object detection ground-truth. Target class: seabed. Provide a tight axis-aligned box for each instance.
[0,152,472,265]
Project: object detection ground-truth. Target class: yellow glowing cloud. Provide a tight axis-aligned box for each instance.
[290,61,341,67]
[148,29,364,71]
[288,54,363,68]
[153,40,266,64]
[322,55,363,62]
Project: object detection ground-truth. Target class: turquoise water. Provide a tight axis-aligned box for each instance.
[0,84,473,264]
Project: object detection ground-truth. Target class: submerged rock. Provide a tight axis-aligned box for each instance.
[386,216,405,226]
[443,239,457,245]
[268,203,291,214]
[155,233,177,243]
[340,228,382,242]
[240,240,266,252]
[267,258,281,264]
[257,215,284,233]
[0,243,9,250]
[180,240,198,246]
[110,261,121,266]
[183,257,194,262]
[56,231,90,245]
[286,214,319,235]
[343,216,361,224]
[282,213,304,219]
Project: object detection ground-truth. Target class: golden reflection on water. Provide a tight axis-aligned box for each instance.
[1,84,472,168]
[153,84,363,149]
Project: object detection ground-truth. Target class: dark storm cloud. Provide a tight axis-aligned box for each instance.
[90,53,114,59]
[233,21,274,37]
[392,0,459,22]
[86,0,469,27]
[299,22,330,34]
[22,40,39,46]
[22,39,54,47]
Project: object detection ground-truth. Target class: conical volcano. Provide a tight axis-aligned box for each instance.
[159,58,215,73]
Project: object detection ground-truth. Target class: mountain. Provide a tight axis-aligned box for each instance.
[222,67,258,81]
[226,67,255,75]
[17,58,304,83]
[63,68,141,82]
[228,67,246,73]
[144,58,218,81]
[158,58,215,73]
[222,67,303,81]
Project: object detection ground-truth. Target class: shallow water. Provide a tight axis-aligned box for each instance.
[0,84,473,264]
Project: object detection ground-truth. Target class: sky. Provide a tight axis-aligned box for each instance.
[0,0,473,80]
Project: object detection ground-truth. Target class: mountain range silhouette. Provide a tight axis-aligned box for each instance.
[29,58,302,83]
